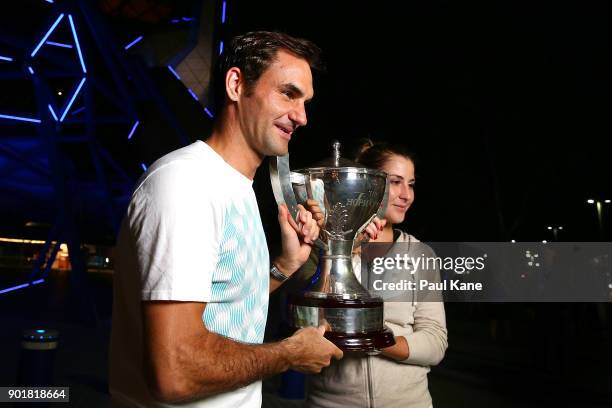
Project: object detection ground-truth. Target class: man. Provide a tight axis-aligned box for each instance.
[109,31,343,408]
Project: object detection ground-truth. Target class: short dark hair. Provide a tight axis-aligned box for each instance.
[352,138,417,171]
[212,31,323,115]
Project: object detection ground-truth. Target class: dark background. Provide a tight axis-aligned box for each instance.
[0,1,611,406]
[236,0,612,243]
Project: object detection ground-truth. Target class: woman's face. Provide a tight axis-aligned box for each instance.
[381,154,415,225]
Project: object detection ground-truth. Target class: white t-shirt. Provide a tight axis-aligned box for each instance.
[110,140,270,408]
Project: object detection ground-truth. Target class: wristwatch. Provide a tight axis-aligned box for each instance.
[270,263,290,282]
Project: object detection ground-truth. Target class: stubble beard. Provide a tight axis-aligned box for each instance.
[263,133,290,157]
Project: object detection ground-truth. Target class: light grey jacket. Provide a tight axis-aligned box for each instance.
[307,231,448,408]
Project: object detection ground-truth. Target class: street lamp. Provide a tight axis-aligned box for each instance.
[546,225,563,241]
[587,199,611,239]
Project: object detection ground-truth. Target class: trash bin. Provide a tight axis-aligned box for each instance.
[17,329,59,387]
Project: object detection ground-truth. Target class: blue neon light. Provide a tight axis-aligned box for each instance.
[182,17,194,22]
[167,65,181,80]
[124,36,143,50]
[222,1,227,23]
[0,114,41,124]
[59,77,86,122]
[68,14,87,74]
[170,19,180,23]
[71,106,85,115]
[0,55,14,62]
[141,163,147,171]
[48,104,58,121]
[0,278,45,295]
[31,13,65,57]
[0,283,29,295]
[45,0,54,3]
[127,121,140,139]
[187,88,199,101]
[219,41,224,55]
[36,329,46,333]
[204,107,214,118]
[46,41,73,48]
[28,66,34,74]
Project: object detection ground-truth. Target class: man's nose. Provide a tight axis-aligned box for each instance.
[289,103,307,127]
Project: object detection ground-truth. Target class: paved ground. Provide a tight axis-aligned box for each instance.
[1,269,611,407]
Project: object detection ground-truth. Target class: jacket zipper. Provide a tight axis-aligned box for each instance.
[366,355,374,408]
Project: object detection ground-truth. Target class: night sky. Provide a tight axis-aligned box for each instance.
[1,1,611,243]
[230,0,612,242]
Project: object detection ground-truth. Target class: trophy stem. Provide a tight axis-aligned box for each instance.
[304,240,372,299]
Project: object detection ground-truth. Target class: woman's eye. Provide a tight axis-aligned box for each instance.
[391,180,401,185]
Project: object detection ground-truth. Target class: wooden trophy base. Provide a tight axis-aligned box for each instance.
[324,326,395,353]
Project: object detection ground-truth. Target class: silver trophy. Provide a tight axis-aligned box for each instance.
[270,141,395,352]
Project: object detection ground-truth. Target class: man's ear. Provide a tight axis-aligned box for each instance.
[225,67,243,102]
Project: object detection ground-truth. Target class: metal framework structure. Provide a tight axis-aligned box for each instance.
[0,0,224,301]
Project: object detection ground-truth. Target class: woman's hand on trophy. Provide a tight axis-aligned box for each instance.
[275,203,321,277]
[357,216,386,242]
[380,335,409,361]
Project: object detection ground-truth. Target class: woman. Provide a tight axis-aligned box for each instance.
[306,140,448,408]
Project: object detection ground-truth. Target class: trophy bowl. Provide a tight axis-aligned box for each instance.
[270,142,395,352]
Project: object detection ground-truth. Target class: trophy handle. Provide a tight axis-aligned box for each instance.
[269,155,328,251]
[377,174,390,220]
[354,175,390,248]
